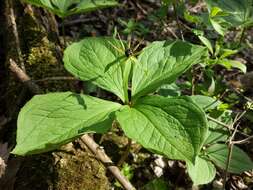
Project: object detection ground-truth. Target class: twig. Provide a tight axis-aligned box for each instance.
[207,115,231,129]
[232,135,253,144]
[35,76,76,82]
[81,135,135,190]
[222,109,247,190]
[162,21,178,39]
[7,0,25,71]
[9,59,42,94]
[135,1,148,15]
[222,122,239,190]
[8,61,135,190]
[206,115,249,137]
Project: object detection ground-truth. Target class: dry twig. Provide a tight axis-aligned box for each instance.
[9,59,42,94]
[7,0,25,71]
[81,135,135,190]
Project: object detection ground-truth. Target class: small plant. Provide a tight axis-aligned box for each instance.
[12,36,207,171]
[22,0,118,18]
[12,36,253,185]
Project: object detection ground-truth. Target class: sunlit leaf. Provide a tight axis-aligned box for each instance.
[206,144,253,173]
[132,40,208,101]
[187,156,216,185]
[12,92,121,155]
[116,96,207,163]
[64,37,131,103]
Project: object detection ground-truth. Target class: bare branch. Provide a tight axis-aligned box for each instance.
[7,0,25,71]
[81,135,135,190]
[9,59,42,94]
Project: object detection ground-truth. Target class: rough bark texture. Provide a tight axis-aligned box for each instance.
[0,1,110,189]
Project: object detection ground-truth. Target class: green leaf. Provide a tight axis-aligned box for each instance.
[204,121,229,145]
[210,19,226,36]
[162,0,172,6]
[206,144,253,173]
[64,37,131,103]
[205,0,253,27]
[220,49,238,59]
[198,36,213,55]
[186,156,216,185]
[204,111,232,145]
[131,40,208,101]
[190,95,221,111]
[142,178,169,190]
[210,6,223,17]
[76,0,118,17]
[116,96,207,163]
[218,59,247,73]
[158,83,181,97]
[23,0,118,18]
[12,92,121,155]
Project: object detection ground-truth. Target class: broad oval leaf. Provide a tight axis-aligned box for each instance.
[198,35,214,55]
[23,0,118,18]
[116,96,208,163]
[64,37,131,103]
[206,144,253,173]
[12,92,121,155]
[218,59,247,74]
[190,95,221,111]
[204,121,229,145]
[131,40,208,101]
[204,111,232,145]
[142,178,169,190]
[186,156,216,185]
[205,0,253,27]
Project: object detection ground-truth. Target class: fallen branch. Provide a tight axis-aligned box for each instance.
[7,0,25,71]
[81,135,135,190]
[8,60,135,190]
[9,59,42,94]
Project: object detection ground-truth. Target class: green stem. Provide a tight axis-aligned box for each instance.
[237,27,246,48]
[117,138,132,167]
[172,1,184,41]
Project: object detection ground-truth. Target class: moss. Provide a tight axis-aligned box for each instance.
[18,10,75,92]
[27,37,58,66]
[55,149,110,190]
[15,149,110,190]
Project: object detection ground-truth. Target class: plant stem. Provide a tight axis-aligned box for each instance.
[117,138,132,167]
[206,115,249,137]
[237,27,246,48]
[222,143,233,190]
[172,1,184,41]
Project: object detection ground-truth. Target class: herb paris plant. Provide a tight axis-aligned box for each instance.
[12,37,208,165]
